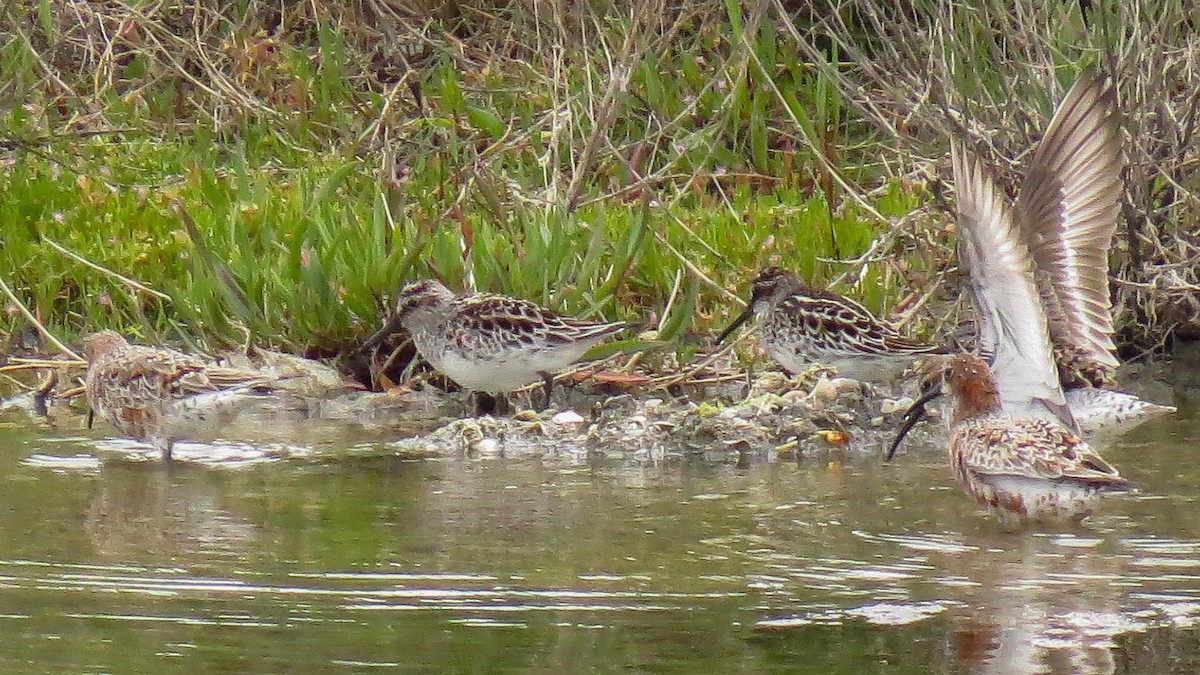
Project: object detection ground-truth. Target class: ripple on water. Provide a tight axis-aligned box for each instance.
[290,572,500,582]
[86,438,314,466]
[1036,610,1151,646]
[1048,534,1105,549]
[754,600,955,630]
[851,529,978,554]
[446,618,528,628]
[1124,537,1200,557]
[1150,602,1200,628]
[21,453,102,472]
[0,558,737,626]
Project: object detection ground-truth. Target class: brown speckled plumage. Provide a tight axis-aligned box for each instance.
[83,330,269,460]
[368,279,626,406]
[1053,343,1119,391]
[718,267,947,382]
[937,355,1128,522]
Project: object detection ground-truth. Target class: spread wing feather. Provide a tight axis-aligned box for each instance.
[952,142,1071,423]
[1014,70,1123,370]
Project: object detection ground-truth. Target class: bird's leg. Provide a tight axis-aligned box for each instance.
[33,370,56,417]
[472,392,509,417]
[537,371,554,412]
[472,391,493,417]
[86,409,95,430]
[162,440,174,463]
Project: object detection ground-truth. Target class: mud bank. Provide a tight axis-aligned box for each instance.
[0,346,1182,466]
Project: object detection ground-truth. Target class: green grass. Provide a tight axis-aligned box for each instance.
[0,1,934,363]
[0,135,922,351]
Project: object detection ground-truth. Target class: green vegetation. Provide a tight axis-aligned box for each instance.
[2,0,1195,369]
[0,1,931,364]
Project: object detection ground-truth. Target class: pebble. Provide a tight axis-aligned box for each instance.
[810,377,860,404]
[880,397,915,415]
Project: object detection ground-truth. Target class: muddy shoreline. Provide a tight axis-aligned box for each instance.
[1,347,1185,465]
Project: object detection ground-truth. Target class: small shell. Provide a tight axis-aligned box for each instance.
[552,410,586,428]
[817,429,851,445]
[781,389,807,404]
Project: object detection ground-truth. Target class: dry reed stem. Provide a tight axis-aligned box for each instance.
[784,0,1200,349]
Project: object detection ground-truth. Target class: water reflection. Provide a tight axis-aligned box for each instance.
[0,404,1194,671]
[752,522,1140,672]
[944,537,1125,674]
[83,464,259,564]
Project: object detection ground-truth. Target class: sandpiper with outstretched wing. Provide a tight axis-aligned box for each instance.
[1007,71,1174,440]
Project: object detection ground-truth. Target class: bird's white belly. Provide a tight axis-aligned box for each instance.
[761,342,811,375]
[435,346,590,394]
[763,339,910,382]
[822,355,912,382]
[158,388,267,442]
[970,473,1102,521]
[999,388,1177,447]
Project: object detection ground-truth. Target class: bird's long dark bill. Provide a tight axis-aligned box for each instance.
[715,307,754,345]
[885,386,944,461]
[355,314,406,356]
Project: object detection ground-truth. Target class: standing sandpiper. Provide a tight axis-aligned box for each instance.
[716,267,947,383]
[888,354,1129,522]
[361,279,627,414]
[83,330,273,461]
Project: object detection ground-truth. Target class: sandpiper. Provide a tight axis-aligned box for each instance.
[955,70,1174,440]
[361,279,627,413]
[716,267,946,382]
[83,330,273,461]
[888,354,1129,522]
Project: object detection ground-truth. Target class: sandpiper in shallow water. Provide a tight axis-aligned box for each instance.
[361,279,627,413]
[83,330,274,461]
[890,354,1129,522]
[954,70,1174,440]
[716,267,947,382]
[885,72,1148,522]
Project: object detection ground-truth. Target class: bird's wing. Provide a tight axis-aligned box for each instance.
[1014,70,1123,369]
[952,142,1069,417]
[457,294,623,345]
[963,419,1128,487]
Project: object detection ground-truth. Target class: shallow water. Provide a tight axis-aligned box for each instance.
[0,399,1198,673]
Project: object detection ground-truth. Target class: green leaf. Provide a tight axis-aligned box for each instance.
[37,0,54,47]
[580,338,667,362]
[466,106,505,140]
[439,69,464,114]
